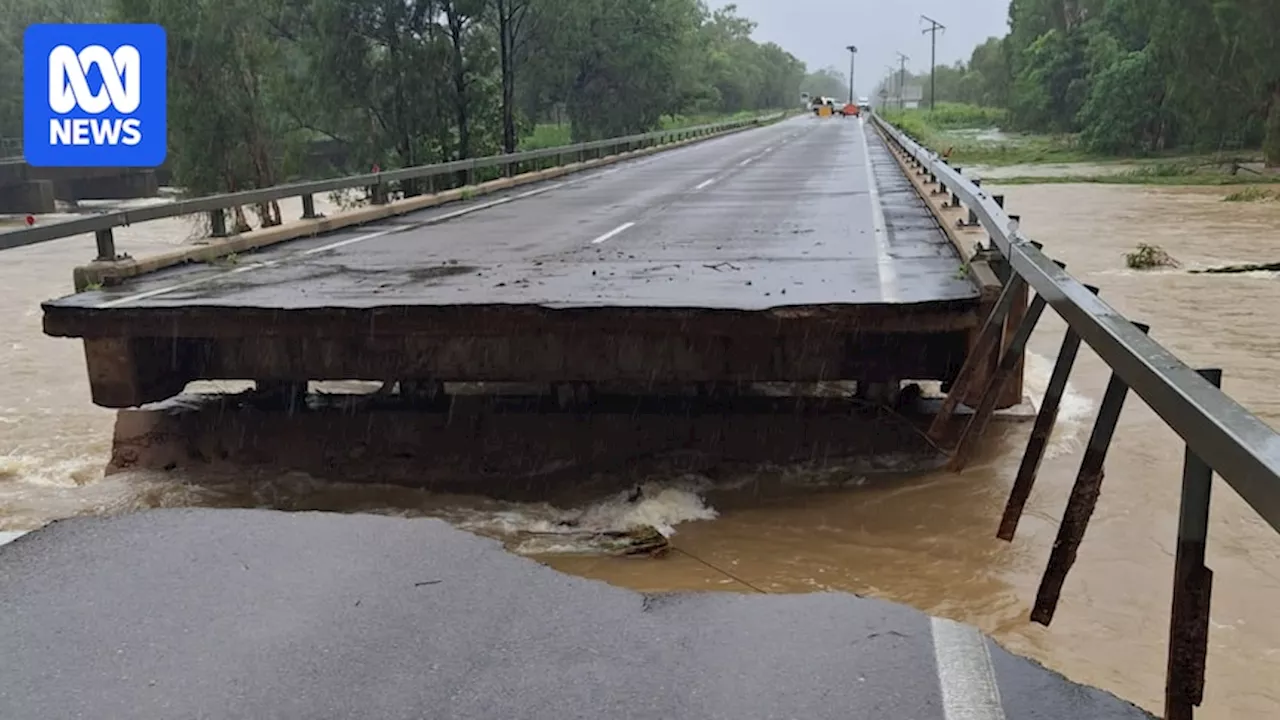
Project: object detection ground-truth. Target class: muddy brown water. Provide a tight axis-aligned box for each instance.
[3,187,1280,718]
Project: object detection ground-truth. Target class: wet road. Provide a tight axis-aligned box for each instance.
[0,509,1153,719]
[5,134,1280,716]
[45,116,976,314]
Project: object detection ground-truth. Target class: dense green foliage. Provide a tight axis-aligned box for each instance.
[0,0,808,194]
[876,0,1280,162]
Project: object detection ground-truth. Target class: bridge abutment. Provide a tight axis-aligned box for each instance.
[0,180,56,214]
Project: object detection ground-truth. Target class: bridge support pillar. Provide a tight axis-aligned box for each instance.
[57,170,158,201]
[82,338,193,409]
[0,180,56,214]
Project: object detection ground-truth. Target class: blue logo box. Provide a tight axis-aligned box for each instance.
[23,23,167,168]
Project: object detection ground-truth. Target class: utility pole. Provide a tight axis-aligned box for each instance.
[846,45,858,106]
[921,15,946,112]
[896,52,909,111]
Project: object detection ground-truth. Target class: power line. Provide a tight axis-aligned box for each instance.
[921,15,946,112]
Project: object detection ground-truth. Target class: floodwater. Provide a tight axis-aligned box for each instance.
[3,185,1280,718]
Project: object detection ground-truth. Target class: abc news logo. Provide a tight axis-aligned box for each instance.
[23,24,166,168]
[48,44,144,147]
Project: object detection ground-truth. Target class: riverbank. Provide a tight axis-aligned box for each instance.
[881,105,1280,190]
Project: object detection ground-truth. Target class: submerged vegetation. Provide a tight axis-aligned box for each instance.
[1125,243,1180,270]
[1223,187,1276,202]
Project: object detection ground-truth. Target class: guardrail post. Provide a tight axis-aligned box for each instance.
[371,182,387,205]
[945,168,963,207]
[928,274,1028,443]
[1165,367,1221,720]
[209,209,227,238]
[300,194,320,220]
[1031,322,1149,627]
[94,228,116,261]
[948,269,1054,471]
[998,284,1100,541]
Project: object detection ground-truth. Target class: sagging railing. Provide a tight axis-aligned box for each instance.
[870,112,1280,720]
[0,113,787,258]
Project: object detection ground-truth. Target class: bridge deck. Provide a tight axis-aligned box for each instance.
[40,118,994,407]
[0,509,1154,719]
[43,117,976,323]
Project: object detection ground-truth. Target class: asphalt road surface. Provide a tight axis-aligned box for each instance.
[48,116,978,314]
[0,509,1155,719]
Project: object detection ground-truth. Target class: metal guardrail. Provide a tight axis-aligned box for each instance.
[0,113,786,257]
[871,111,1279,720]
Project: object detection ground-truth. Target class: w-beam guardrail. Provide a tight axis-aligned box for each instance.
[0,113,787,258]
[871,111,1280,720]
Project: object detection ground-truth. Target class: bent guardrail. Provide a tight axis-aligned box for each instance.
[870,111,1278,720]
[0,112,788,258]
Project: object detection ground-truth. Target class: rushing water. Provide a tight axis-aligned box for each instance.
[2,185,1280,717]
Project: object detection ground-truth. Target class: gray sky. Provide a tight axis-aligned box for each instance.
[715,0,1010,96]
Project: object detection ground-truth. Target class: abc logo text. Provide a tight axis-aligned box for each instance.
[23,24,167,168]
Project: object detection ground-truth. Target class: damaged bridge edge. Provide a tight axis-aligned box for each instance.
[867,118,1026,411]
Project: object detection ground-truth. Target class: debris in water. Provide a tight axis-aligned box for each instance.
[1125,243,1180,270]
[1190,261,1280,274]
[518,524,671,558]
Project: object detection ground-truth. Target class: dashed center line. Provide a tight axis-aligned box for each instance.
[694,177,717,190]
[590,222,635,244]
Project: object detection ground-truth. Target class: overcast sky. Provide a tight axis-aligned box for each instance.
[714,0,1010,96]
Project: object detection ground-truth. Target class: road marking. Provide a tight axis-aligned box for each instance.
[590,222,635,244]
[857,117,901,303]
[96,180,575,309]
[694,177,717,191]
[931,617,1007,720]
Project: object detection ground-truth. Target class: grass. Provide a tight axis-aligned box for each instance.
[880,103,1096,167]
[994,172,1280,186]
[880,103,1278,185]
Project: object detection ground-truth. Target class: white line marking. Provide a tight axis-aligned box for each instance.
[0,530,28,547]
[737,157,755,167]
[590,222,635,244]
[931,617,1007,720]
[857,117,901,303]
[96,180,573,309]
[694,177,717,191]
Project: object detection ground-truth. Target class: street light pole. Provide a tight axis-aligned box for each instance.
[921,15,946,112]
[846,45,858,106]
